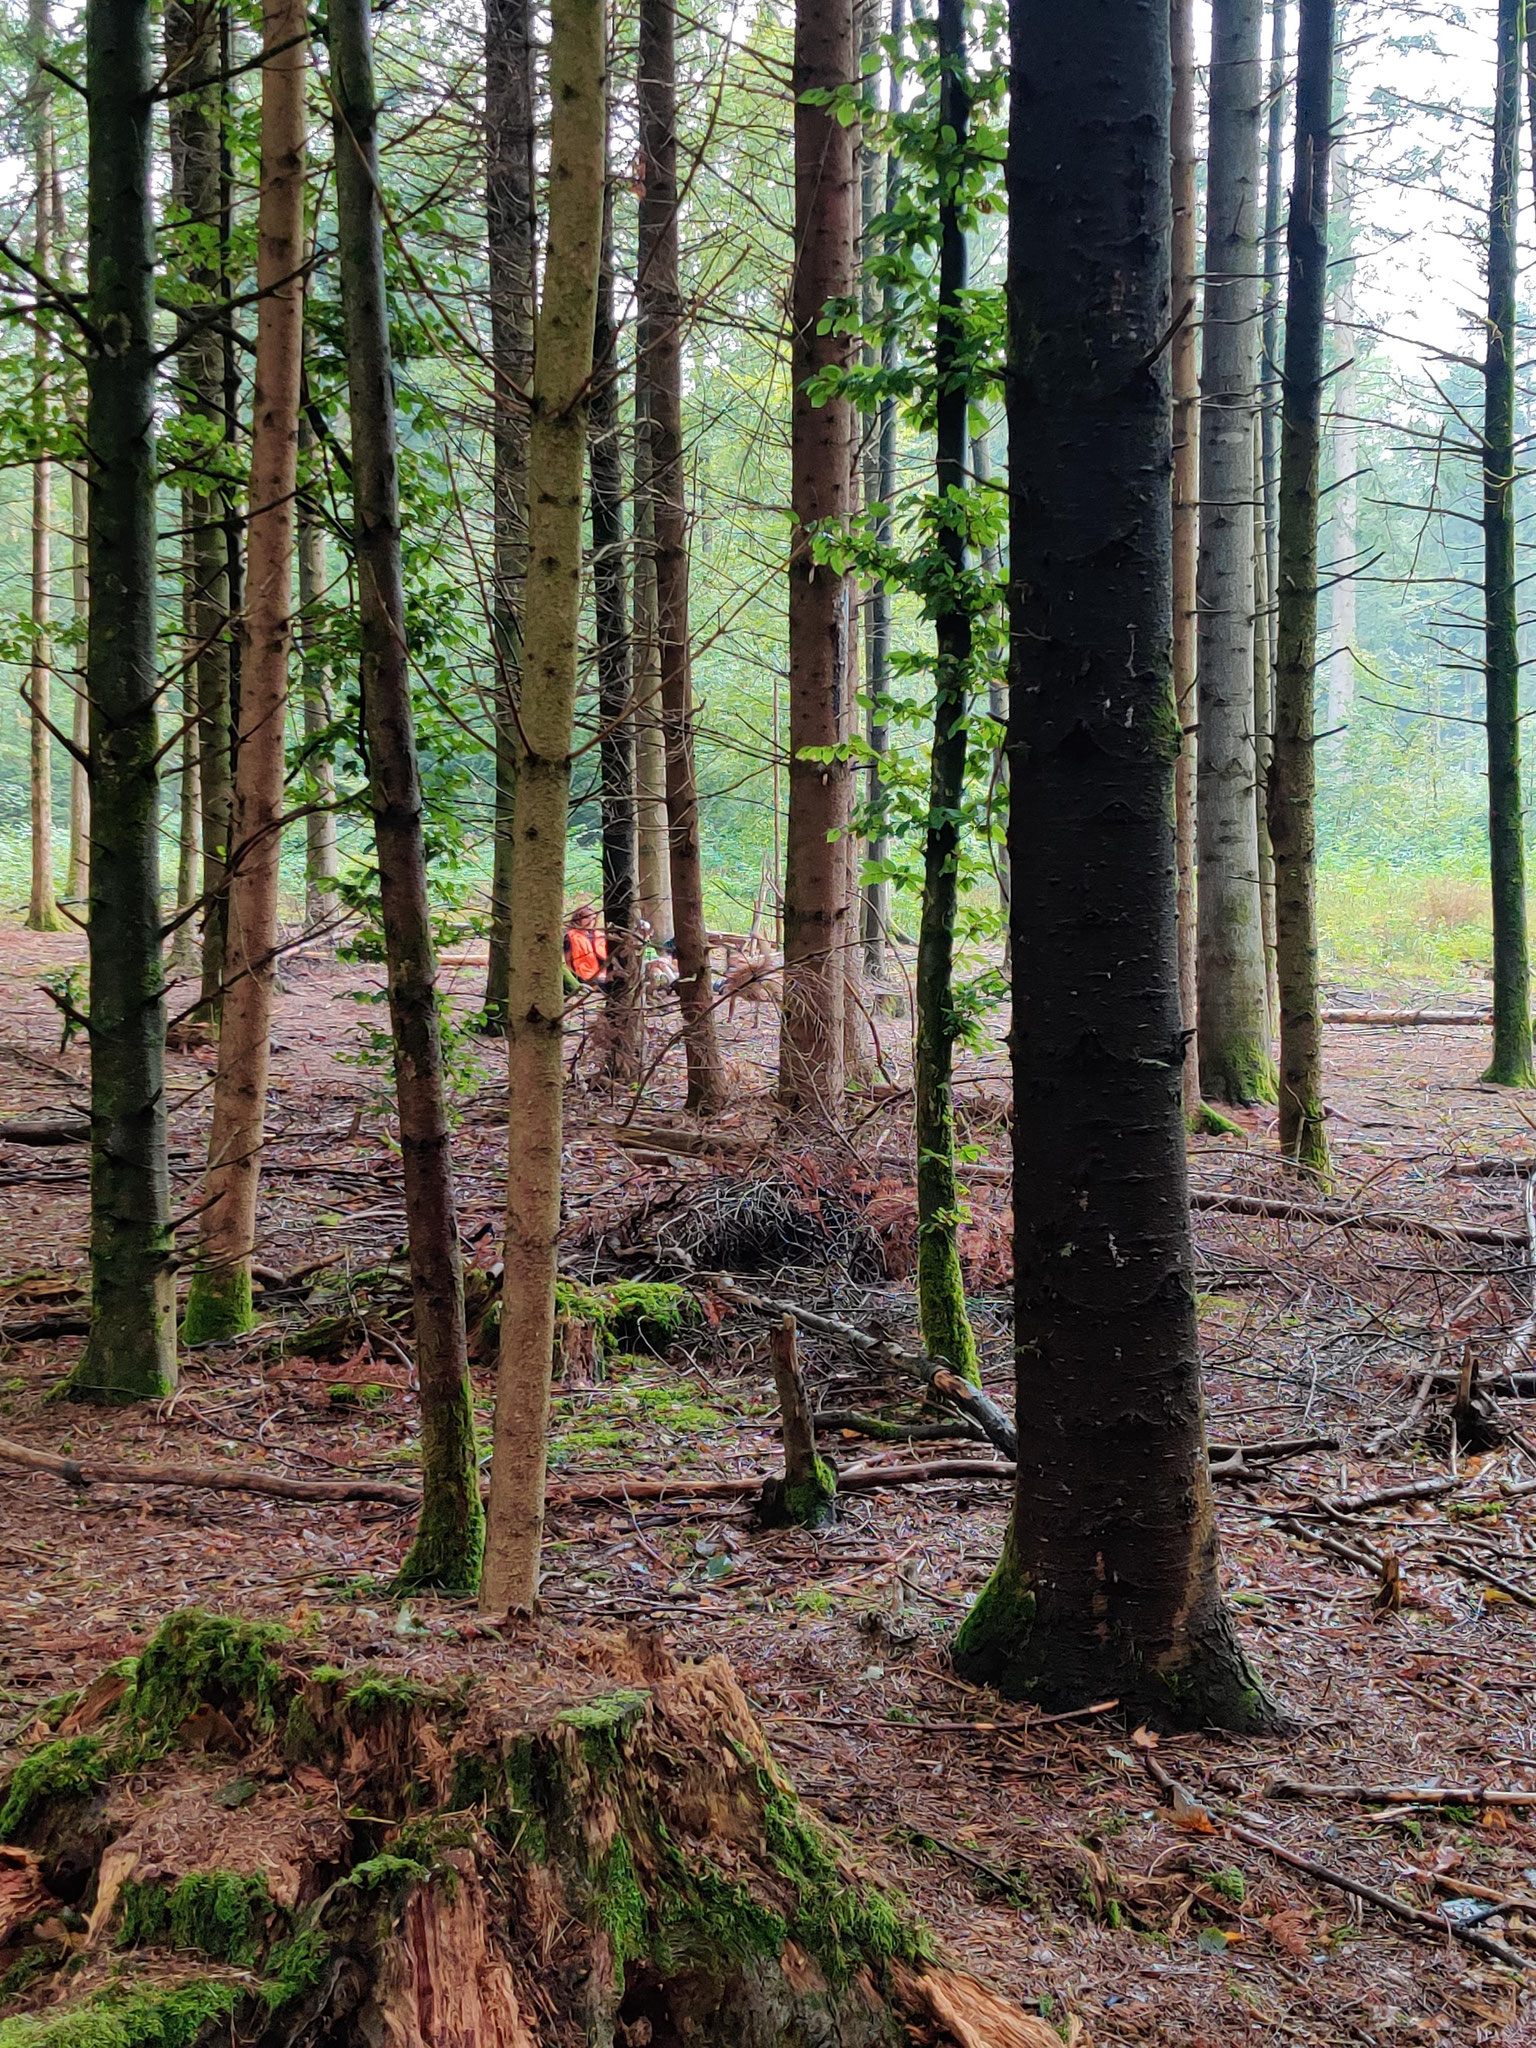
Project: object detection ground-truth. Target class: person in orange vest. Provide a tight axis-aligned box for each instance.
[563,904,608,989]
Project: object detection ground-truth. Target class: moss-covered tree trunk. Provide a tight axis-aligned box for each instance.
[1195,0,1275,1108]
[330,0,485,1595]
[914,0,980,1390]
[638,0,725,1116]
[1484,0,1533,1088]
[480,0,536,1035]
[0,1611,1070,2048]
[181,0,306,1344]
[953,0,1276,1731]
[69,0,178,1400]
[1269,0,1335,1178]
[481,0,606,1614]
[1171,0,1201,1123]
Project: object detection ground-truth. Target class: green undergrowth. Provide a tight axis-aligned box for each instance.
[0,1976,242,2048]
[0,1737,108,1843]
[119,1874,272,1969]
[473,1277,702,1367]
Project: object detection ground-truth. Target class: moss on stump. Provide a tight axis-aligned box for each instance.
[0,1610,1072,2048]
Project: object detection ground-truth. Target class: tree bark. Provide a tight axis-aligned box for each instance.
[1171,0,1200,1121]
[297,411,339,934]
[26,0,63,936]
[480,0,536,1034]
[1253,417,1278,1034]
[1269,0,1335,1179]
[481,0,605,1614]
[68,0,177,1399]
[779,0,856,1119]
[328,0,485,1593]
[181,0,307,1342]
[65,461,89,904]
[914,0,980,1388]
[1196,0,1275,1107]
[592,170,640,1074]
[953,0,1276,1729]
[1484,0,1533,1087]
[631,380,673,946]
[637,0,724,1113]
[169,654,201,975]
[1260,0,1287,679]
[858,0,896,983]
[1324,140,1357,729]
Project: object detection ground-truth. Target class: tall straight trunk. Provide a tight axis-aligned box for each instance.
[858,0,892,981]
[169,646,201,974]
[638,0,724,1113]
[972,422,1008,932]
[914,0,980,1388]
[297,413,339,932]
[1484,0,1533,1087]
[26,0,63,936]
[1171,0,1200,1120]
[330,0,485,1593]
[592,175,640,1073]
[1253,420,1278,1034]
[181,0,307,1342]
[481,0,606,1615]
[954,0,1274,1730]
[631,380,673,944]
[780,0,857,1117]
[1324,140,1357,728]
[1196,0,1274,1106]
[167,0,233,1020]
[65,462,89,902]
[1261,0,1286,676]
[1269,0,1335,1175]
[68,0,177,1400]
[481,0,536,1033]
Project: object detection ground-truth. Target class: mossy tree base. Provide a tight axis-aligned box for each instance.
[1481,1055,1536,1090]
[179,1267,256,1347]
[1197,1037,1278,1111]
[0,1611,1072,2048]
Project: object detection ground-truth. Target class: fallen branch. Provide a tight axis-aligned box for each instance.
[0,1117,89,1146]
[1320,1009,1492,1026]
[0,1435,420,1505]
[814,1408,989,1446]
[1190,1188,1524,1249]
[1431,1546,1536,1609]
[1272,1778,1536,1809]
[1326,1476,1464,1514]
[1206,1434,1337,1481]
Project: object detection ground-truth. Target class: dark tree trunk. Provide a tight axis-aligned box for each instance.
[858,0,894,981]
[1255,0,1287,1032]
[481,0,536,1034]
[330,0,484,1591]
[914,0,979,1387]
[1268,0,1335,1177]
[638,0,725,1113]
[779,0,857,1117]
[1484,0,1533,1086]
[592,172,640,1074]
[953,0,1275,1730]
[69,0,177,1398]
[25,0,62,936]
[297,411,339,932]
[1171,0,1200,1121]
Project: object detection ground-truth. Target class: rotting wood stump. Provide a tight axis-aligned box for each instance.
[0,1611,1074,2048]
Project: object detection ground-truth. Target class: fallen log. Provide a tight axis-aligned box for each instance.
[0,1117,90,1146]
[1320,1009,1493,1026]
[0,1435,422,1506]
[1272,1778,1536,1808]
[1190,1187,1525,1248]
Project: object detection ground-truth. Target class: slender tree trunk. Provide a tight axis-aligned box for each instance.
[481,0,606,1614]
[1270,0,1335,1177]
[1484,0,1533,1087]
[914,0,980,1388]
[1324,140,1357,729]
[858,0,893,982]
[1171,0,1200,1121]
[181,0,307,1341]
[1196,0,1275,1107]
[972,421,1008,936]
[330,0,485,1592]
[65,462,89,904]
[26,0,63,936]
[69,0,177,1400]
[592,175,640,1074]
[1253,419,1278,1034]
[481,0,536,1033]
[165,5,204,983]
[780,0,857,1118]
[631,380,673,945]
[1261,0,1287,677]
[638,0,724,1113]
[954,0,1275,1730]
[297,411,339,932]
[169,650,202,975]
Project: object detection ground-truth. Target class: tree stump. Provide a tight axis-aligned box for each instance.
[758,1316,837,1530]
[0,1610,1073,2048]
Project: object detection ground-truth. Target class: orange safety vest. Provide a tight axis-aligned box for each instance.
[565,926,607,982]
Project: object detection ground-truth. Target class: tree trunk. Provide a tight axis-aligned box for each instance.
[953,0,1276,1730]
[592,171,641,1076]
[297,414,339,935]
[168,653,201,976]
[67,0,177,1400]
[328,0,485,1594]
[1260,0,1287,681]
[858,0,896,983]
[481,0,605,1614]
[914,0,979,1389]
[1253,419,1278,1035]
[638,0,725,1115]
[26,0,63,937]
[1324,140,1357,730]
[972,423,1008,938]
[1484,0,1532,1087]
[65,461,88,905]
[1171,0,1200,1122]
[779,0,857,1119]
[631,380,673,946]
[181,0,307,1342]
[1195,0,1274,1107]
[1269,0,1335,1177]
[481,0,537,1034]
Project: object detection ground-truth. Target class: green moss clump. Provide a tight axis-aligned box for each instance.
[559,1689,650,1773]
[950,1542,1038,1689]
[654,1856,786,1972]
[126,1611,290,1745]
[592,1838,649,1978]
[118,1873,272,1968]
[0,1737,108,1843]
[341,1853,433,1894]
[340,1674,433,1721]
[782,1457,838,1532]
[180,1266,256,1346]
[759,1784,927,1982]
[601,1282,701,1354]
[0,1977,240,2048]
[258,1928,331,2011]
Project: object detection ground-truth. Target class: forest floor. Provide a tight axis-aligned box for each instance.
[3,918,1536,2044]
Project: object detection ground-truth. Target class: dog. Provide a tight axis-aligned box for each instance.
[715,935,781,1020]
